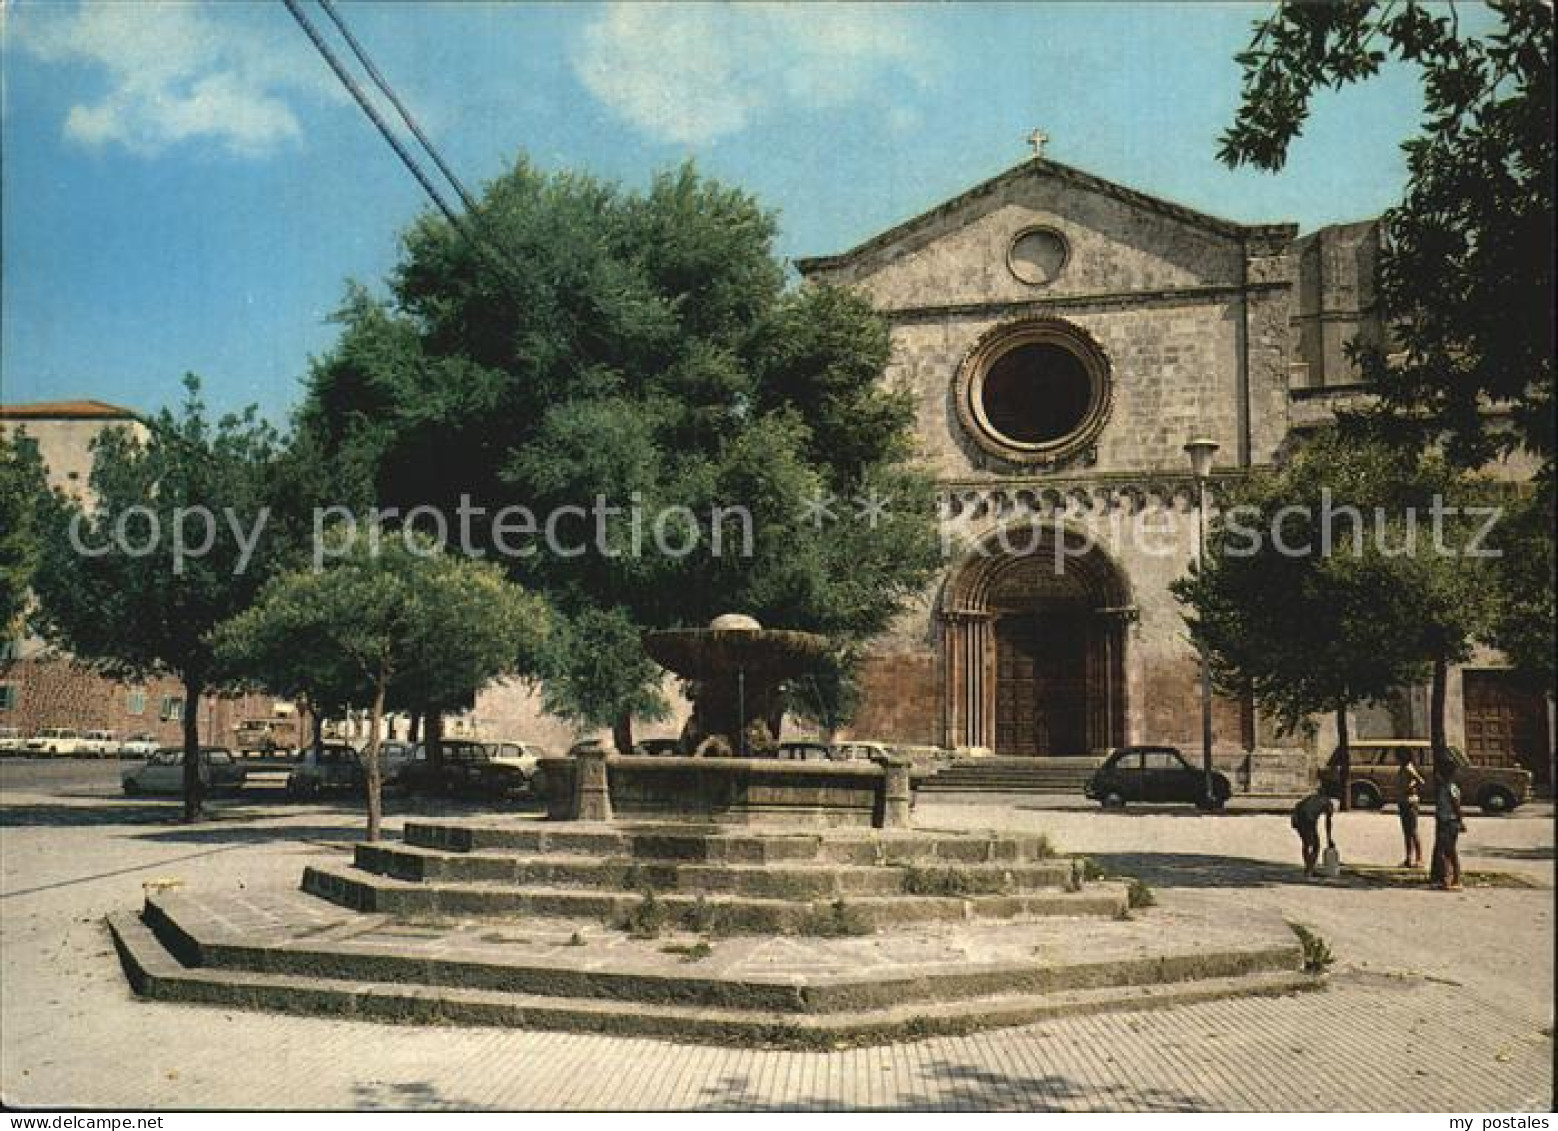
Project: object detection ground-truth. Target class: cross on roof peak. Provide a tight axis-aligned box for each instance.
[1027,129,1049,159]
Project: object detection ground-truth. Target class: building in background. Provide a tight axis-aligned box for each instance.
[0,400,281,750]
[796,154,1550,788]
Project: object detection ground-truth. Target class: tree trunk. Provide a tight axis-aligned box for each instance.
[426,711,444,770]
[1430,656,1449,767]
[181,677,204,822]
[363,667,387,843]
[612,711,634,756]
[312,711,325,757]
[1335,705,1351,812]
[407,709,422,744]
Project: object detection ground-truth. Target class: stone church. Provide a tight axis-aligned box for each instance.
[6,155,1546,785]
[790,153,1549,786]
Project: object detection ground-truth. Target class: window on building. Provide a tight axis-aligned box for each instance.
[0,685,15,711]
[956,318,1112,465]
[0,638,16,661]
[127,689,146,716]
[980,342,1094,445]
[160,696,185,723]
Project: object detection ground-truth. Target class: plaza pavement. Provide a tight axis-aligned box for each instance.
[0,762,1551,1111]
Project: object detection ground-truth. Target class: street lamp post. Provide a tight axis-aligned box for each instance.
[1184,437,1220,811]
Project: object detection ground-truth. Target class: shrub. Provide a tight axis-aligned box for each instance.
[901,865,1011,897]
[620,889,671,939]
[1126,879,1156,909]
[798,898,873,937]
[681,894,725,934]
[1289,922,1335,973]
[661,941,714,962]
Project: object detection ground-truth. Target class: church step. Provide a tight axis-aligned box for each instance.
[353,842,1079,898]
[301,864,1129,930]
[111,908,1316,1049]
[401,821,1058,866]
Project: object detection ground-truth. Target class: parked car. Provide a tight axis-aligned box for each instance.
[24,727,93,756]
[631,738,682,757]
[234,718,297,757]
[374,740,416,785]
[485,741,548,783]
[441,740,531,798]
[286,742,364,797]
[1085,745,1231,809]
[118,733,161,760]
[79,729,119,758]
[396,739,532,798]
[830,741,896,764]
[776,740,833,762]
[122,747,247,795]
[1319,739,1531,815]
[0,727,25,755]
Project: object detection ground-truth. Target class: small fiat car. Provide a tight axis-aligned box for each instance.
[1085,745,1231,809]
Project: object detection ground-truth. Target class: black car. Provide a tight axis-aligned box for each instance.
[1084,746,1231,809]
[632,739,682,757]
[286,742,363,797]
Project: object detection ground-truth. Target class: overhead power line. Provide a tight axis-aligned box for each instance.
[317,0,482,218]
[281,0,468,234]
[281,0,529,289]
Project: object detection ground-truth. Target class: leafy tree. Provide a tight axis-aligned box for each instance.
[1484,487,1556,695]
[0,434,46,643]
[302,160,942,749]
[1220,1,1553,476]
[216,531,548,839]
[31,378,285,820]
[1174,432,1496,797]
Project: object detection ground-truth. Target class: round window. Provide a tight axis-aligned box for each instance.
[954,319,1112,465]
[1007,228,1068,286]
[980,342,1093,445]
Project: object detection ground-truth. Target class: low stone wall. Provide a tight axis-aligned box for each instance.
[536,754,914,828]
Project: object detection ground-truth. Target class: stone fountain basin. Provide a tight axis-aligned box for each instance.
[537,754,909,828]
[641,627,831,680]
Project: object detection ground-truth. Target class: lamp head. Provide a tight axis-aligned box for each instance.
[1183,437,1219,480]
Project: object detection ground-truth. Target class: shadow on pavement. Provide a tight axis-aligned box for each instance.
[352,1079,471,1112]
[1087,850,1360,890]
[695,1059,1207,1112]
[1471,843,1554,862]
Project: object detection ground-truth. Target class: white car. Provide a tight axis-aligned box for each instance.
[485,741,549,783]
[24,727,94,756]
[122,747,247,795]
[118,733,161,760]
[0,727,25,755]
[79,729,119,758]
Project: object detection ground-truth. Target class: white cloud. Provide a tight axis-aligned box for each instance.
[572,3,931,145]
[15,2,335,158]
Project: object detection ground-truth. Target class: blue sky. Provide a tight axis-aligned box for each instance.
[2,1,1447,423]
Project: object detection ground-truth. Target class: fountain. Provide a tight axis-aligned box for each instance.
[111,609,1313,1046]
[643,612,831,757]
[537,615,914,827]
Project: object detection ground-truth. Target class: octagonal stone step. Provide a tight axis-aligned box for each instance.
[402,820,1058,867]
[354,842,1080,899]
[109,895,1318,1049]
[301,863,1129,931]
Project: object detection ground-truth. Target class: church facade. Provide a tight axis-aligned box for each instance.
[795,155,1545,783]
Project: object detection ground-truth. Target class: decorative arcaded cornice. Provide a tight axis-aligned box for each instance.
[936,469,1253,521]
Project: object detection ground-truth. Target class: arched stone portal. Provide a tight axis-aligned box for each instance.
[941,525,1131,755]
